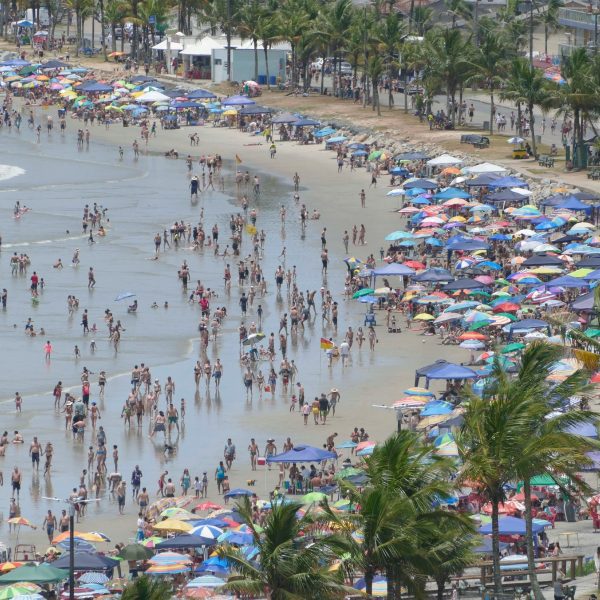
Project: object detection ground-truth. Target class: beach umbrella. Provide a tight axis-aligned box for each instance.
[189,525,223,540]
[147,562,191,575]
[149,551,192,565]
[354,575,388,597]
[301,491,328,504]
[352,288,374,298]
[153,518,193,534]
[0,583,42,600]
[502,342,525,354]
[78,572,109,585]
[193,501,223,512]
[413,313,435,320]
[421,400,454,416]
[0,564,67,584]
[336,440,358,449]
[242,333,265,346]
[217,531,254,545]
[187,575,225,589]
[117,543,154,560]
[0,563,23,573]
[460,340,485,349]
[357,445,376,456]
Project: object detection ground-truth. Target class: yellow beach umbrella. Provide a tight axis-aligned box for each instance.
[570,268,593,278]
[529,266,563,275]
[223,109,238,116]
[153,518,192,533]
[413,313,435,321]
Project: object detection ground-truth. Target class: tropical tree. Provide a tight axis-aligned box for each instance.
[104,0,126,52]
[66,0,94,55]
[375,13,403,109]
[321,0,354,95]
[219,497,353,600]
[238,0,264,82]
[412,5,433,36]
[339,431,473,598]
[468,30,510,134]
[559,48,596,168]
[423,28,473,125]
[445,0,472,28]
[278,0,312,88]
[500,57,556,157]
[458,341,598,597]
[367,53,384,115]
[121,575,171,600]
[541,0,561,56]
[508,343,596,600]
[257,10,281,90]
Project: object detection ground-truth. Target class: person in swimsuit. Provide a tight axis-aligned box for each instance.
[43,510,57,543]
[248,438,259,471]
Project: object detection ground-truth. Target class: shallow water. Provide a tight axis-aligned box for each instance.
[0,119,362,534]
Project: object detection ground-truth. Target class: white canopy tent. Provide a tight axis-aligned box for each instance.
[464,162,508,174]
[152,39,183,51]
[136,91,171,103]
[427,154,463,166]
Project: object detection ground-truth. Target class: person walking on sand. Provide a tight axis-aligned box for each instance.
[359,189,366,208]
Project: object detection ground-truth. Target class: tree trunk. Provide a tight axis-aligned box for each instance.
[388,67,394,109]
[253,39,258,81]
[373,77,381,115]
[99,0,106,61]
[263,44,270,90]
[544,23,548,56]
[489,86,494,135]
[436,578,446,600]
[491,498,503,596]
[524,479,544,600]
[528,101,537,157]
[320,58,325,94]
[111,23,116,52]
[365,567,374,597]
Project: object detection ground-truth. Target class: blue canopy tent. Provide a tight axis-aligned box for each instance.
[522,254,564,267]
[240,105,273,115]
[442,278,487,291]
[171,101,204,109]
[293,118,320,127]
[266,445,337,463]
[222,95,256,106]
[465,174,500,187]
[545,275,589,288]
[79,82,113,93]
[571,291,595,311]
[554,197,592,212]
[434,188,471,200]
[446,238,490,252]
[372,262,415,286]
[479,516,550,536]
[415,360,477,387]
[505,319,551,339]
[187,88,217,99]
[271,112,299,124]
[486,189,528,203]
[404,178,437,190]
[412,268,454,282]
[487,176,528,188]
[314,127,336,138]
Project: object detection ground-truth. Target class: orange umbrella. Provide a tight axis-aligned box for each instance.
[0,561,24,572]
[458,332,488,341]
[441,166,461,175]
[7,517,35,528]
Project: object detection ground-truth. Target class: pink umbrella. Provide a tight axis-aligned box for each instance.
[475,275,494,285]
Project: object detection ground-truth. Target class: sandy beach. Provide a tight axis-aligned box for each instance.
[0,89,476,553]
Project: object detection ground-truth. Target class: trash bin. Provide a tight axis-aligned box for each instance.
[269,75,277,86]
[482,120,490,130]
[257,75,267,85]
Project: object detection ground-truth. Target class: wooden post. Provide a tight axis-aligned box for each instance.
[552,559,558,583]
[570,558,575,580]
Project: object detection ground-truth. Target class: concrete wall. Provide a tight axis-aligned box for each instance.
[211,48,287,84]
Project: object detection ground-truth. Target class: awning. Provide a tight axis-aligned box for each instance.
[180,38,223,56]
[152,39,183,51]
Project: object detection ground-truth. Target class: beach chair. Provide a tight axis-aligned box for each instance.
[364,313,376,326]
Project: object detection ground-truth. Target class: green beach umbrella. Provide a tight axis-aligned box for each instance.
[368,150,383,161]
[0,583,42,599]
[302,491,327,504]
[495,312,518,321]
[468,321,491,331]
[584,328,600,338]
[0,563,68,584]
[352,288,374,299]
[117,543,155,561]
[495,278,510,285]
[334,467,363,480]
[501,342,525,354]
[467,290,491,297]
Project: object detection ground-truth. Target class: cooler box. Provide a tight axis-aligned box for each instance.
[257,457,266,466]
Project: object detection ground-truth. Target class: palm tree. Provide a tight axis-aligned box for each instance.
[339,431,472,598]
[104,0,126,52]
[456,370,529,596]
[508,342,597,600]
[500,57,556,157]
[423,28,474,126]
[445,0,472,28]
[279,0,312,88]
[66,0,95,55]
[542,0,561,56]
[468,30,510,134]
[375,13,403,109]
[121,575,171,600]
[412,6,433,36]
[321,0,354,95]
[219,497,353,600]
[238,0,264,82]
[257,11,281,90]
[559,48,597,168]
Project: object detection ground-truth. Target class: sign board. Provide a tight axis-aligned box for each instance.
[148,15,156,24]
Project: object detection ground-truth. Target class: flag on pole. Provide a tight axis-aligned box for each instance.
[320,338,334,350]
[235,154,242,164]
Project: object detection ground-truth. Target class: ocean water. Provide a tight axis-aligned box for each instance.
[0,119,362,533]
